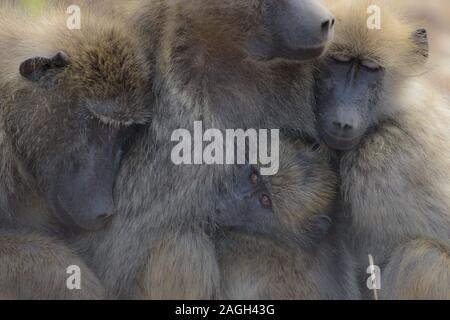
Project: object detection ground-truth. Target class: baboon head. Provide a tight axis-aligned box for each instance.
[314,0,429,150]
[215,141,337,248]
[141,0,335,134]
[216,165,276,238]
[163,0,335,63]
[2,22,151,231]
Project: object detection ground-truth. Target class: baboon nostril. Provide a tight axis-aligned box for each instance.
[97,213,114,222]
[330,18,336,28]
[321,19,333,38]
[332,121,354,133]
[343,124,353,131]
[332,121,342,128]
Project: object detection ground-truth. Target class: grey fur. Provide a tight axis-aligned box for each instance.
[72,0,335,299]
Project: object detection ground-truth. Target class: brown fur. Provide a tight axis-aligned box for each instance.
[322,0,450,299]
[381,239,450,299]
[0,5,151,299]
[217,139,360,299]
[0,231,103,300]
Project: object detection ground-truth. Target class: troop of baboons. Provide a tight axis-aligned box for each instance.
[0,0,448,300]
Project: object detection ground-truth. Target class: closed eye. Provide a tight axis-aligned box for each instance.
[331,54,352,63]
[361,59,382,71]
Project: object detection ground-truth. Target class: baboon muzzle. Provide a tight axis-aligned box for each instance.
[248,0,335,61]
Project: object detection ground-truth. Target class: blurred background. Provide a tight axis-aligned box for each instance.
[17,0,450,99]
[395,0,450,99]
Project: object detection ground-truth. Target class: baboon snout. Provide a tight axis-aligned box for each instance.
[51,189,116,231]
[76,199,115,231]
[321,18,335,40]
[320,108,365,151]
[268,0,335,61]
[328,117,359,138]
[325,110,361,138]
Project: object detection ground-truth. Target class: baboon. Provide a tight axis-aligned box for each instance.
[315,0,450,299]
[70,0,336,299]
[215,139,360,299]
[0,231,104,299]
[215,164,278,240]
[0,5,151,298]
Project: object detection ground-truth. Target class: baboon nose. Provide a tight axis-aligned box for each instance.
[325,108,362,139]
[332,121,354,134]
[321,18,335,40]
[84,203,115,230]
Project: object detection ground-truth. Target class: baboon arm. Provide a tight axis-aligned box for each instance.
[135,230,220,300]
[381,239,450,300]
[0,231,104,300]
[342,123,450,244]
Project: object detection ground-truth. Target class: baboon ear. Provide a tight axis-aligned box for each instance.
[19,51,70,82]
[411,28,429,59]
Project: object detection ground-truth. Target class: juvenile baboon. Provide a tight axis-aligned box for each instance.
[215,164,278,240]
[0,5,151,299]
[215,139,360,299]
[71,0,336,299]
[315,0,450,299]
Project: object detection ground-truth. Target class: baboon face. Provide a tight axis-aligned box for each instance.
[216,154,335,247]
[168,0,335,63]
[215,165,277,238]
[314,53,386,151]
[5,50,150,231]
[314,0,429,151]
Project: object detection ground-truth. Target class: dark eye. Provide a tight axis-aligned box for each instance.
[331,54,352,63]
[249,171,259,186]
[361,59,382,71]
[260,194,272,209]
[311,143,321,152]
